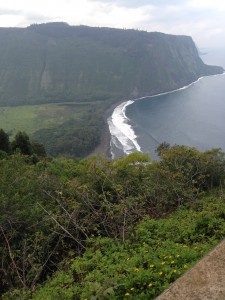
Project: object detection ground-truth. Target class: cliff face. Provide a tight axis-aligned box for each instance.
[0,23,223,106]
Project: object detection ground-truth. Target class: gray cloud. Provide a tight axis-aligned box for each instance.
[89,0,183,8]
[0,8,22,15]
[0,0,224,48]
[24,12,50,23]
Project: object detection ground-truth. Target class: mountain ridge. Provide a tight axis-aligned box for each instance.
[0,23,223,106]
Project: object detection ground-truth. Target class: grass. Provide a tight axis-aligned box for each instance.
[0,102,98,138]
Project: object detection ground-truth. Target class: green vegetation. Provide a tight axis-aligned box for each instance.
[22,199,223,300]
[0,143,225,299]
[0,129,46,158]
[0,129,10,153]
[0,102,105,157]
[0,103,91,136]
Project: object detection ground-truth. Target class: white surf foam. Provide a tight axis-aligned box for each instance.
[108,100,142,158]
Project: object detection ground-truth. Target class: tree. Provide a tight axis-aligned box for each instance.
[11,131,32,155]
[31,141,46,157]
[155,141,170,157]
[0,129,10,153]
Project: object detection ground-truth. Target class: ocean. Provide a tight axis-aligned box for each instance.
[108,48,225,160]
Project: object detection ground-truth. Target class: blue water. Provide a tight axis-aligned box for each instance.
[125,48,225,160]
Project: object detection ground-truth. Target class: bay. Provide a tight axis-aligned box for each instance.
[110,48,225,160]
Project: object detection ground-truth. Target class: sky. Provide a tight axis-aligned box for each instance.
[0,0,225,48]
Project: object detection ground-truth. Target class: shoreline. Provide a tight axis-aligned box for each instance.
[89,99,125,158]
[92,71,225,159]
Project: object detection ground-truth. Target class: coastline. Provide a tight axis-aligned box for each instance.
[89,99,125,158]
[92,71,225,159]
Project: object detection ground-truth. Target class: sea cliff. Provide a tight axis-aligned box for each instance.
[0,23,223,106]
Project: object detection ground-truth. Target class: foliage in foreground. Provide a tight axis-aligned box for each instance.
[0,145,225,299]
[15,195,225,300]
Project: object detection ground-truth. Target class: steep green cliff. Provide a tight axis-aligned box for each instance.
[0,22,223,106]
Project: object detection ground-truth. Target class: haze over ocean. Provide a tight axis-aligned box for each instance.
[109,48,225,159]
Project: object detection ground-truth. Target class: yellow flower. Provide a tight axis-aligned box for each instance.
[176,255,180,258]
[171,261,175,264]
[134,268,140,272]
[130,288,135,291]
[149,264,154,268]
[56,190,63,196]
[125,293,130,296]
[148,283,153,287]
[164,256,167,259]
[159,271,163,276]
[173,270,177,273]
[161,261,166,265]
[169,256,172,259]
[184,264,188,269]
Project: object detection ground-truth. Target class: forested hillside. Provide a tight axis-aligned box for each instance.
[0,22,223,106]
[1,144,225,299]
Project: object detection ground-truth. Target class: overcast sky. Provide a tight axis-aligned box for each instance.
[0,0,225,48]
